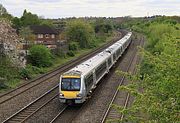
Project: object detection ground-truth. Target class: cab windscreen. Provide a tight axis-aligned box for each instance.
[61,78,81,91]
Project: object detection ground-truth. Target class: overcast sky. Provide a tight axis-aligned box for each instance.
[1,0,180,18]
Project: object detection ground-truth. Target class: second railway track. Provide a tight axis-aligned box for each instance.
[2,85,60,123]
[101,37,144,123]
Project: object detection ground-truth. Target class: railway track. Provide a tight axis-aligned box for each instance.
[0,31,124,105]
[49,106,80,123]
[4,32,143,123]
[100,37,144,123]
[2,85,59,123]
[49,106,68,123]
[48,35,142,123]
[1,31,126,122]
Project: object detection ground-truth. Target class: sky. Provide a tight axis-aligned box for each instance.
[1,0,180,18]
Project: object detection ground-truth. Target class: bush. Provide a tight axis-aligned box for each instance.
[67,50,75,57]
[19,68,31,79]
[0,77,8,89]
[19,65,45,79]
[69,42,78,51]
[28,45,53,67]
[54,48,66,58]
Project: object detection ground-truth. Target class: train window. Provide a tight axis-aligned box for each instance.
[113,53,116,61]
[95,62,107,80]
[108,57,112,67]
[85,73,93,88]
[61,78,81,91]
[120,47,123,53]
[116,48,121,57]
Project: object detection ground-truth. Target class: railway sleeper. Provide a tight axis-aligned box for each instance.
[20,111,32,115]
[7,118,22,122]
[14,115,27,118]
[6,121,19,123]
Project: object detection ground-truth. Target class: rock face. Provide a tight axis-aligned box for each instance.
[0,19,25,67]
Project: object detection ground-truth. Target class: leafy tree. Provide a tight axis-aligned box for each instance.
[112,18,180,123]
[20,9,41,27]
[40,19,54,27]
[0,4,7,16]
[28,45,53,67]
[0,4,13,20]
[66,20,94,48]
[12,17,21,29]
[94,19,113,33]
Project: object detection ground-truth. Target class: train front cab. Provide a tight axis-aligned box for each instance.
[59,75,85,104]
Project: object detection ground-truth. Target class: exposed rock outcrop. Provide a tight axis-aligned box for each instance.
[0,19,25,67]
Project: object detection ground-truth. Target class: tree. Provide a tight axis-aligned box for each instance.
[19,26,35,44]
[0,4,13,20]
[40,19,54,27]
[112,17,179,123]
[66,20,94,48]
[20,9,41,27]
[0,4,7,16]
[19,27,35,56]
[28,45,53,67]
[12,17,21,29]
[94,19,113,34]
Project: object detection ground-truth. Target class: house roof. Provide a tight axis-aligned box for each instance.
[30,25,58,34]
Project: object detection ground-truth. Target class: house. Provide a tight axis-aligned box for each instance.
[30,25,59,49]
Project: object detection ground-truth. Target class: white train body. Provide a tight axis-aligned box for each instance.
[59,32,132,104]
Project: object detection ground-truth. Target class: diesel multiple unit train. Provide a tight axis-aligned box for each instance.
[59,32,132,104]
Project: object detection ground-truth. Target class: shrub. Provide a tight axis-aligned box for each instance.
[68,42,78,51]
[19,65,45,79]
[67,50,75,57]
[54,48,66,58]
[0,77,8,89]
[19,68,31,79]
[28,45,53,67]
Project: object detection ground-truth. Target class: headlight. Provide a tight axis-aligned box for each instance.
[60,93,64,96]
[77,93,83,97]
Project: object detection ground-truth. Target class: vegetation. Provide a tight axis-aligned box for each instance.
[66,20,95,48]
[0,4,115,92]
[111,17,180,123]
[94,18,113,34]
[0,6,115,92]
[0,4,7,16]
[0,55,21,90]
[12,9,54,30]
[19,26,35,44]
[28,45,53,67]
[0,4,13,20]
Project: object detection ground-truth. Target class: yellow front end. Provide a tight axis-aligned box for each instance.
[59,75,84,104]
[61,91,79,98]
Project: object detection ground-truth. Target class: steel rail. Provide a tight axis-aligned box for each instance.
[49,106,68,123]
[2,85,59,123]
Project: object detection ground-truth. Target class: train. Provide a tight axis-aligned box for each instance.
[59,32,132,104]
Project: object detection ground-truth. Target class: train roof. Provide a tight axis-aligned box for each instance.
[105,43,122,54]
[63,32,132,77]
[64,51,110,76]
